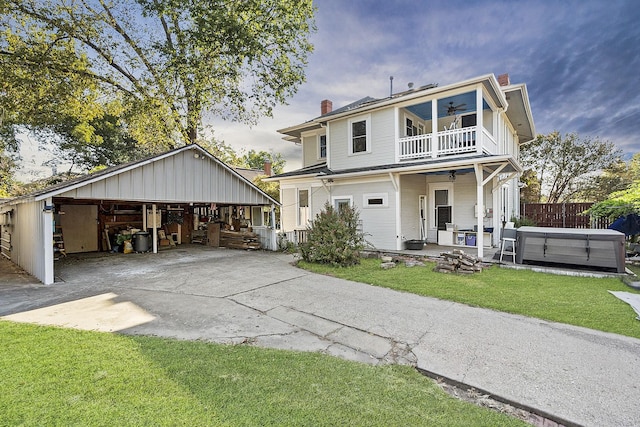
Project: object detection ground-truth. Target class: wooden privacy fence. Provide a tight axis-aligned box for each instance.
[520,203,611,229]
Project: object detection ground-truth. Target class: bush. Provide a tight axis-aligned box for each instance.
[299,202,367,267]
[510,216,536,227]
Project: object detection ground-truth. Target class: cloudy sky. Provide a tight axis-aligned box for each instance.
[18,0,640,178]
[210,0,640,172]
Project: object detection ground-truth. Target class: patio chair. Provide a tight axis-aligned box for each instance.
[500,228,517,263]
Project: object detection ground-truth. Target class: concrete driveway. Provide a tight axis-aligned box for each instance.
[1,246,640,427]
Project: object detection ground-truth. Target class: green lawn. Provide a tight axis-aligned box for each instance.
[298,258,640,340]
[0,321,526,426]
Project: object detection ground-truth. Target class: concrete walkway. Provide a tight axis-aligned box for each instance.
[1,247,639,426]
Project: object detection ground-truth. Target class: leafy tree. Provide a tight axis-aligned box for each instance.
[244,150,286,175]
[299,202,368,267]
[570,157,636,203]
[1,0,315,147]
[519,131,621,203]
[588,181,640,221]
[519,169,541,204]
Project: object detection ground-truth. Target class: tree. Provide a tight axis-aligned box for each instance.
[519,131,621,203]
[1,0,315,147]
[244,149,285,175]
[570,157,636,203]
[299,203,368,267]
[588,181,640,221]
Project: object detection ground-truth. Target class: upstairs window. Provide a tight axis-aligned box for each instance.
[462,113,477,128]
[319,134,327,158]
[406,118,414,136]
[349,115,370,154]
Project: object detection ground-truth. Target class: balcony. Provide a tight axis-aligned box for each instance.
[398,126,479,161]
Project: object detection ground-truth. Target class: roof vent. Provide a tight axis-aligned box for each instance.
[408,82,414,90]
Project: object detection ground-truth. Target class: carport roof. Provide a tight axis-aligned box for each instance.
[0,144,279,205]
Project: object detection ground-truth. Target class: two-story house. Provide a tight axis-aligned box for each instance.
[268,73,535,258]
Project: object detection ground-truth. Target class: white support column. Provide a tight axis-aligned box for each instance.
[394,106,400,163]
[431,100,438,158]
[43,197,55,285]
[474,164,484,258]
[476,86,484,154]
[142,204,147,230]
[152,204,158,254]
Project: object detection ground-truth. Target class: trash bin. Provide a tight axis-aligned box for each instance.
[466,234,477,246]
[133,231,151,252]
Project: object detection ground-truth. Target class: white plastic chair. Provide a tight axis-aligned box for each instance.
[500,228,517,263]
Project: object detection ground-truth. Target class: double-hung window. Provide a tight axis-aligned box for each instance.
[298,189,309,227]
[319,134,327,159]
[349,115,370,155]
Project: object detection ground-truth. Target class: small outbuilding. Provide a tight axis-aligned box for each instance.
[0,144,279,285]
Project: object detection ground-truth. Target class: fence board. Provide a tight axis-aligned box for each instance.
[520,203,611,229]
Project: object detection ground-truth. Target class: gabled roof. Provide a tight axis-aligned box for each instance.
[2,144,279,206]
[278,74,518,142]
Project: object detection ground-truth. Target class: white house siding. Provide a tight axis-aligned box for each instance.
[10,200,53,285]
[400,175,426,242]
[310,183,329,221]
[280,187,298,231]
[57,150,273,205]
[302,133,320,168]
[325,178,396,250]
[329,109,396,171]
[451,173,494,231]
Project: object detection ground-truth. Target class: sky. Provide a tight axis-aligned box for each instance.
[17,0,640,179]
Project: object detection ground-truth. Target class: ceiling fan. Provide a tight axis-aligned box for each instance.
[444,101,467,115]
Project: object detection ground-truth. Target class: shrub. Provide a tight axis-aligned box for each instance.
[299,202,367,266]
[510,216,536,227]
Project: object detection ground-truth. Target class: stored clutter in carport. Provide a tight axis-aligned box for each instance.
[0,145,279,285]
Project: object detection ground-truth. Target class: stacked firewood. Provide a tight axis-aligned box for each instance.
[220,230,261,250]
[434,249,483,274]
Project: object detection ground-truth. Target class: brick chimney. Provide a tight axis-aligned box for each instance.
[497,73,510,86]
[321,99,333,115]
[263,160,272,177]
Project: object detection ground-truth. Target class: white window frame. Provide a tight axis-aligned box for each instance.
[332,196,353,212]
[318,134,327,159]
[297,188,310,227]
[348,114,371,155]
[363,192,388,208]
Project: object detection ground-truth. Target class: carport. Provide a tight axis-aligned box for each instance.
[0,144,279,285]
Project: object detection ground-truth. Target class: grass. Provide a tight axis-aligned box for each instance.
[0,321,527,427]
[298,258,640,340]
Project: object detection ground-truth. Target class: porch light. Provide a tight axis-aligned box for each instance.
[448,171,456,182]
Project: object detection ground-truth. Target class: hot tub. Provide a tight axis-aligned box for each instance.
[515,227,625,273]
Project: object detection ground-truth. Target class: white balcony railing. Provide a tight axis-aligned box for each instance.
[438,126,477,156]
[398,134,432,161]
[397,126,478,161]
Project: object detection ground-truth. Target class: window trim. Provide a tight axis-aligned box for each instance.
[297,188,310,227]
[363,192,388,208]
[332,196,353,212]
[318,134,327,159]
[348,114,371,155]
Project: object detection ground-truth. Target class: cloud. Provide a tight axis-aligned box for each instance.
[208,0,640,173]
